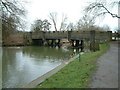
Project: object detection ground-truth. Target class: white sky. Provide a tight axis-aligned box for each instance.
[23,0,118,31]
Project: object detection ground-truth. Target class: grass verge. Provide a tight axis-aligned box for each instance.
[36,43,109,88]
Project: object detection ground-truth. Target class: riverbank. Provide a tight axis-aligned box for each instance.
[22,53,79,88]
[36,43,109,88]
[2,35,28,46]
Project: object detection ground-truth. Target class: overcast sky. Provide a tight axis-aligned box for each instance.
[23,0,118,31]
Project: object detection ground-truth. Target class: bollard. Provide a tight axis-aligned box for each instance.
[78,53,80,62]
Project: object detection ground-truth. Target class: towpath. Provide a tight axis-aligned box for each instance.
[89,41,119,88]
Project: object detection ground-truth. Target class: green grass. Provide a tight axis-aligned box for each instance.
[36,43,109,88]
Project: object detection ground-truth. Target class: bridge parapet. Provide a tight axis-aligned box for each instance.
[70,31,91,40]
[95,31,110,42]
[45,31,67,39]
[31,32,43,39]
[29,30,112,43]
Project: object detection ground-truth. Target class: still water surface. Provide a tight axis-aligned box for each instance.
[2,46,75,88]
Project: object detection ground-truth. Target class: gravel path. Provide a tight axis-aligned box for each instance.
[89,41,119,88]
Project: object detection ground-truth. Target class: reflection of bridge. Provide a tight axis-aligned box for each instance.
[22,46,73,60]
[25,30,119,51]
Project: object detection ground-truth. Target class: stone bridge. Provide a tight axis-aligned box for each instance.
[25,30,115,51]
[28,30,112,41]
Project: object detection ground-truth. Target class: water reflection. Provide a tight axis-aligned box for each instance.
[22,46,73,59]
[2,46,73,88]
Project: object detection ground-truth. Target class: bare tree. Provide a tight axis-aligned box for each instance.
[31,19,51,32]
[1,0,26,39]
[49,12,57,31]
[84,0,120,19]
[67,22,76,31]
[76,14,95,30]
[31,19,43,32]
[59,13,67,31]
[2,0,25,24]
[42,19,51,31]
[102,24,110,31]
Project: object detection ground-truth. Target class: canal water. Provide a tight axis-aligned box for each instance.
[2,46,77,88]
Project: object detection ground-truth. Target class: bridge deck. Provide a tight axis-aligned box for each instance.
[27,31,114,42]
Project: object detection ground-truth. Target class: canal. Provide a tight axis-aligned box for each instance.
[2,46,77,88]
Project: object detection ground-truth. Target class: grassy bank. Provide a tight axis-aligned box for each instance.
[36,43,109,88]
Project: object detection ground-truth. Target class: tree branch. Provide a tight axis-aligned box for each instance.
[99,4,120,18]
[85,2,120,19]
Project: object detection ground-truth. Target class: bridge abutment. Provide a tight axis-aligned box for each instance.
[32,39,44,46]
[107,31,112,41]
[75,40,79,47]
[90,30,100,51]
[80,40,84,52]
